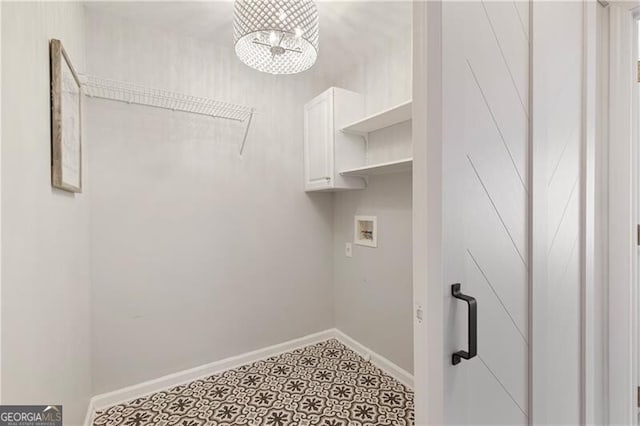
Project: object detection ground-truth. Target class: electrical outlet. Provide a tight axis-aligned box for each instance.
[345,242,353,258]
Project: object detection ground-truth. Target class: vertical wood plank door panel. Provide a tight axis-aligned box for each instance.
[442,1,529,424]
[531,2,583,424]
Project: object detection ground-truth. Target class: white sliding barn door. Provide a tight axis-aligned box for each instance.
[441,1,529,424]
[413,1,587,424]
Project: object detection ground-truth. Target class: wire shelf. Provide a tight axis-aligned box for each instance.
[80,75,255,154]
[80,75,253,121]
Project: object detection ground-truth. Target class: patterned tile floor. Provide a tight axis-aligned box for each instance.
[93,339,414,426]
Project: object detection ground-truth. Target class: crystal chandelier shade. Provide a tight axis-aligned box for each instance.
[233,0,319,75]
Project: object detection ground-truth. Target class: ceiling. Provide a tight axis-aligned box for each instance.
[84,1,412,78]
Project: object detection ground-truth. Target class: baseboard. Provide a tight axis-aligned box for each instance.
[87,328,336,418]
[333,329,414,389]
[84,327,413,425]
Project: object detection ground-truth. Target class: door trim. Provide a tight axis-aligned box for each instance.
[412,1,444,424]
[582,1,598,424]
[605,3,640,425]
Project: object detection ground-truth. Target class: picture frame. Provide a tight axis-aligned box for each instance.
[354,215,377,248]
[50,38,82,193]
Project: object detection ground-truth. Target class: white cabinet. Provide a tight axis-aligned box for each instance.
[304,87,366,192]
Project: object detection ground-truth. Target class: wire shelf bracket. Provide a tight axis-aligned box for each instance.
[80,74,256,155]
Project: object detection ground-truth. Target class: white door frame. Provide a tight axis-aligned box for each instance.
[605,2,640,425]
[412,1,444,424]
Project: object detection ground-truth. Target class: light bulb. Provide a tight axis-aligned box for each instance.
[269,31,278,45]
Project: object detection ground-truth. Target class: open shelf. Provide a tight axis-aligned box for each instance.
[341,100,412,134]
[339,158,413,177]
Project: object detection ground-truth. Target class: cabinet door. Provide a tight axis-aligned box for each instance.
[304,90,333,190]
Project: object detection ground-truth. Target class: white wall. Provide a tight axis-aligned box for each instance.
[333,173,413,372]
[335,41,412,117]
[1,2,91,424]
[85,11,336,394]
[332,35,413,372]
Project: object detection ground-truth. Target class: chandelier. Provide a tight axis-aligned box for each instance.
[233,0,319,75]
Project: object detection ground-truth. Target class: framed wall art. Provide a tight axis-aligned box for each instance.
[50,38,82,193]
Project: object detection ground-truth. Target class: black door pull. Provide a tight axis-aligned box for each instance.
[451,283,477,365]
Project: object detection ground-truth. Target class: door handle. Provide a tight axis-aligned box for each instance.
[451,283,477,365]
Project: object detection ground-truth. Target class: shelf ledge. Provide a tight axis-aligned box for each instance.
[341,100,412,134]
[339,158,413,177]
